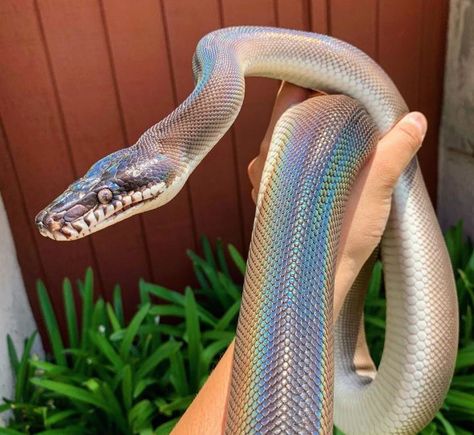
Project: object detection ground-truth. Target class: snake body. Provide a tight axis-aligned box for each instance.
[36,27,458,434]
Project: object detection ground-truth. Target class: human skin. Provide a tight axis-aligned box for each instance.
[172,82,427,435]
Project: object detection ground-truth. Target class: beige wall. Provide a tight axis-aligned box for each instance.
[0,194,42,400]
[438,0,474,239]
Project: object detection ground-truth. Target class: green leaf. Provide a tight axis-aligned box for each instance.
[44,409,78,426]
[455,346,474,370]
[367,261,382,298]
[216,238,231,278]
[169,340,189,396]
[201,235,217,270]
[81,268,94,349]
[228,243,246,275]
[450,374,474,388]
[202,338,232,374]
[37,281,66,366]
[136,340,181,380]
[63,278,79,349]
[141,281,218,327]
[91,298,107,331]
[202,330,235,341]
[215,300,240,331]
[149,305,185,318]
[31,378,111,412]
[364,315,386,330]
[113,285,125,327]
[128,400,155,433]
[36,428,84,435]
[188,251,231,308]
[445,390,474,412]
[99,382,128,429]
[119,303,150,360]
[6,334,19,374]
[106,302,122,332]
[156,395,194,416]
[185,287,201,391]
[30,359,69,375]
[0,402,11,414]
[435,412,456,435]
[155,418,179,435]
[15,332,38,402]
[0,429,27,435]
[133,378,156,399]
[89,331,123,370]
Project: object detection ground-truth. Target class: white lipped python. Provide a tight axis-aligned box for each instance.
[36,27,458,434]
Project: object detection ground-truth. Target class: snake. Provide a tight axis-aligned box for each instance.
[35,27,458,434]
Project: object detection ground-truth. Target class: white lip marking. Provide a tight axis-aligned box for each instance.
[132,192,142,202]
[95,208,105,221]
[85,211,97,226]
[105,204,115,217]
[123,196,132,206]
[53,231,68,241]
[142,188,152,200]
[113,200,123,211]
[72,219,88,233]
[62,226,78,238]
[151,182,166,196]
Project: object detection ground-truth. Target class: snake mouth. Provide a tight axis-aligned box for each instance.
[36,182,167,241]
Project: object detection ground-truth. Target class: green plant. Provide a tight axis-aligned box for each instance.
[0,237,244,434]
[1,224,473,434]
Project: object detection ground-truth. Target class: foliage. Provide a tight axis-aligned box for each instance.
[1,223,473,434]
[0,238,243,434]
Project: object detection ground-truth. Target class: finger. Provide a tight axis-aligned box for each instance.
[260,82,311,153]
[372,111,427,189]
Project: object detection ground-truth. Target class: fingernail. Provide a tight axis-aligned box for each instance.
[403,112,427,139]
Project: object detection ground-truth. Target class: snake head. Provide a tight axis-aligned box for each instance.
[35,148,181,241]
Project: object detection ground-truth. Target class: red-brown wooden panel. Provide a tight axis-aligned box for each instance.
[310,0,329,34]
[276,0,310,30]
[330,0,377,58]
[377,0,440,201]
[417,0,449,202]
[162,0,244,253]
[37,0,151,298]
[100,0,197,289]
[220,0,279,248]
[378,0,424,109]
[0,1,100,317]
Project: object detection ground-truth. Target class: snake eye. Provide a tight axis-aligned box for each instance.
[97,188,113,204]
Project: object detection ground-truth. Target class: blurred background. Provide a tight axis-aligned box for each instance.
[1,0,472,333]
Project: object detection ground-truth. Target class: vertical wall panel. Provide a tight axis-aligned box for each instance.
[0,0,100,317]
[162,0,244,253]
[417,0,449,201]
[330,0,377,58]
[378,0,424,109]
[37,0,151,298]
[276,0,310,30]
[101,0,196,289]
[221,0,279,248]
[310,0,329,33]
[378,0,439,202]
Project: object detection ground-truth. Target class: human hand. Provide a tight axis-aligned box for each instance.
[248,82,427,316]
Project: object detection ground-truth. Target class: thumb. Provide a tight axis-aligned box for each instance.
[374,111,427,189]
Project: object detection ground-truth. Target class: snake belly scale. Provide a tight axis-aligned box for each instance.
[35,27,458,434]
